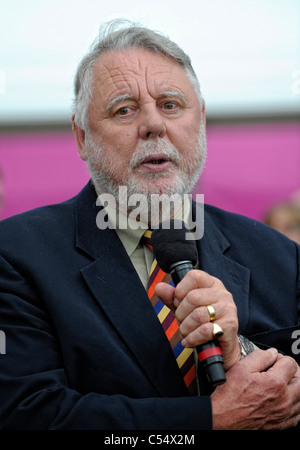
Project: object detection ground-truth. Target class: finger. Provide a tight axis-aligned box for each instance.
[181,320,228,347]
[175,289,229,324]
[175,288,218,323]
[181,322,214,347]
[174,270,217,302]
[267,354,298,384]
[155,282,176,311]
[178,303,226,336]
[176,294,210,325]
[293,365,300,379]
[179,306,212,337]
[238,347,279,373]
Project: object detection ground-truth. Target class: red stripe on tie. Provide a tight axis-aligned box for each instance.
[148,267,165,299]
[183,364,196,388]
[165,318,179,341]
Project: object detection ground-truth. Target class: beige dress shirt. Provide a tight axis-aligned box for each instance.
[97,194,194,290]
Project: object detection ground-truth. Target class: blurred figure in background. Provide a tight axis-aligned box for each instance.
[289,189,300,205]
[264,199,300,245]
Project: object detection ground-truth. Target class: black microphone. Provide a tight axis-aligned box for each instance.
[151,219,226,387]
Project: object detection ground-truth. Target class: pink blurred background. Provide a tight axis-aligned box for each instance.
[0,120,299,222]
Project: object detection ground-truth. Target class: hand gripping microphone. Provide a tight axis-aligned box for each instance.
[151,220,226,387]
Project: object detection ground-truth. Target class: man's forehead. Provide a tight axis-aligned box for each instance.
[94,47,180,72]
[92,48,194,102]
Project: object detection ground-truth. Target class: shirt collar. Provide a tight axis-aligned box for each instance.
[97,193,192,257]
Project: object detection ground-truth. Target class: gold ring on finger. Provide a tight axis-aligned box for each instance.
[207,305,216,322]
[213,323,224,338]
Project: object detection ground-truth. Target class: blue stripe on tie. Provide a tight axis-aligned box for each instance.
[154,299,164,314]
[153,279,175,317]
[173,340,185,359]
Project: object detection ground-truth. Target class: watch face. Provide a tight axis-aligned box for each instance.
[240,335,255,355]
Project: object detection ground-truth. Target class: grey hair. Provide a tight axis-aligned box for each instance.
[73,19,202,130]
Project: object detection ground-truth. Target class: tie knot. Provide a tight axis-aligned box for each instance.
[143,229,153,251]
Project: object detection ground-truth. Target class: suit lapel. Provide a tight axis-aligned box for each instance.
[74,182,188,397]
[194,202,250,332]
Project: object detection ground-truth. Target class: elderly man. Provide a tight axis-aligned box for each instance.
[0,20,299,430]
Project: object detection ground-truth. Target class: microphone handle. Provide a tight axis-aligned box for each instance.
[170,262,226,387]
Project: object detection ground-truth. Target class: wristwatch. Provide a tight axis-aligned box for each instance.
[238,334,255,359]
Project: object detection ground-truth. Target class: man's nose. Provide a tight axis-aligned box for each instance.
[138,105,167,140]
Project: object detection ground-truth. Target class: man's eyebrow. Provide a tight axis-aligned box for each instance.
[159,90,188,104]
[105,90,187,114]
[105,94,134,114]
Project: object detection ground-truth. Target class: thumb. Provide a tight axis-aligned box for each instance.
[155,282,176,312]
[240,347,278,373]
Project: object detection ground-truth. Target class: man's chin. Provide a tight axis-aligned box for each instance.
[128,172,187,197]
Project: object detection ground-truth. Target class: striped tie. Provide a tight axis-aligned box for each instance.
[143,229,196,394]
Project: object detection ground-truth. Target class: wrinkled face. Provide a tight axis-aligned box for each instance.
[74,47,206,204]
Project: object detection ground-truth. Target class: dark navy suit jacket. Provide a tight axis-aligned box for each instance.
[0,181,299,429]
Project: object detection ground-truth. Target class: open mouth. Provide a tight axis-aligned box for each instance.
[147,159,166,164]
[140,155,172,172]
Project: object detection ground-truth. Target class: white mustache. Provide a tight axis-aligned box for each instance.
[129,140,181,169]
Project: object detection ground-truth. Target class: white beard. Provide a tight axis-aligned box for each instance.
[84,126,207,225]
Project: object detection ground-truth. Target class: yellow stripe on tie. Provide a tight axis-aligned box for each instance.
[144,229,152,239]
[157,305,171,322]
[150,259,157,276]
[176,348,193,368]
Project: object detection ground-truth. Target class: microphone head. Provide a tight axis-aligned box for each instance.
[151,220,198,273]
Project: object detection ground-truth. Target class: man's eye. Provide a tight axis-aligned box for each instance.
[116,107,131,116]
[162,101,178,110]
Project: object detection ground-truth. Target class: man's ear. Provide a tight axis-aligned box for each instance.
[72,114,87,161]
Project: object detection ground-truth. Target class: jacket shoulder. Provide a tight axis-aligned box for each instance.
[0,196,75,230]
[0,181,96,235]
[0,195,77,257]
[204,203,262,228]
[203,203,299,251]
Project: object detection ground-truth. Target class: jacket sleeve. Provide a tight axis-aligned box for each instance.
[0,254,212,430]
